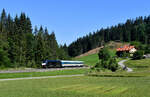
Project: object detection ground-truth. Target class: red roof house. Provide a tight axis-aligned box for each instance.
[116,45,135,52]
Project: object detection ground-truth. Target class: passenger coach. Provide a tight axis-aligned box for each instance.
[42,60,84,68]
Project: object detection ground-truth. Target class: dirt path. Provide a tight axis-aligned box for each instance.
[118,60,133,72]
[0,74,84,81]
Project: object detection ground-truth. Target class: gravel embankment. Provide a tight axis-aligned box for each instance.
[0,67,88,73]
[0,74,84,81]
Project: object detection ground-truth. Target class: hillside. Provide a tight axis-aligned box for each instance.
[75,41,128,58]
[68,16,150,57]
[75,53,99,66]
[74,41,124,66]
[75,46,103,59]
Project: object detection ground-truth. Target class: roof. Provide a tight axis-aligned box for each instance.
[61,60,83,63]
[43,60,83,63]
[116,45,135,52]
[44,60,61,63]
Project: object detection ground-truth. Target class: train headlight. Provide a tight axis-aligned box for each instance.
[42,63,46,66]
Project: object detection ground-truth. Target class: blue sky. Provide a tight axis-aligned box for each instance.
[0,0,150,45]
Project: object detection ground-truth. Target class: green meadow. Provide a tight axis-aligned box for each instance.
[0,76,150,97]
[75,53,99,66]
[124,59,150,69]
[74,49,117,66]
[1,51,150,97]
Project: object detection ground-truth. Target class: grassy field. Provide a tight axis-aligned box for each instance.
[0,58,150,97]
[88,70,150,77]
[0,76,150,97]
[0,68,88,79]
[1,48,150,97]
[124,58,150,68]
[74,49,116,66]
[75,53,99,66]
[124,58,150,72]
[88,58,150,77]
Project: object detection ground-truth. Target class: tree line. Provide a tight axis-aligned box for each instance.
[0,9,69,68]
[68,16,150,57]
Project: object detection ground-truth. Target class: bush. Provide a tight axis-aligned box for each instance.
[94,62,101,68]
[133,50,144,60]
[122,52,129,58]
[93,57,118,72]
[98,47,111,61]
[93,47,118,72]
[116,51,122,57]
[116,51,129,58]
[130,41,149,55]
[144,45,150,54]
[101,60,109,68]
[108,58,118,72]
[130,41,142,49]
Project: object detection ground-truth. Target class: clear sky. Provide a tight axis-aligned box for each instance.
[0,0,150,45]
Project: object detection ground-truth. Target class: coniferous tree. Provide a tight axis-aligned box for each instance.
[68,15,150,57]
[0,9,71,68]
[36,26,46,67]
[49,32,59,59]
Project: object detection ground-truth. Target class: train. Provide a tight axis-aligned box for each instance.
[42,60,84,68]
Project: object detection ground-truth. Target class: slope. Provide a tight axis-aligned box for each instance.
[74,41,127,66]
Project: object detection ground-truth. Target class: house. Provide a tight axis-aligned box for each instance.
[116,45,137,57]
[129,48,137,54]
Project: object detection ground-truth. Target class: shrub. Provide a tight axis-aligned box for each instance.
[133,50,144,60]
[94,57,118,72]
[94,62,101,68]
[98,47,111,61]
[144,45,150,54]
[108,58,118,72]
[116,51,122,57]
[122,52,129,58]
[93,47,119,72]
[101,60,109,68]
[130,41,142,49]
[116,51,129,58]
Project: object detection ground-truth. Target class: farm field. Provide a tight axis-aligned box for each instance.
[0,76,150,97]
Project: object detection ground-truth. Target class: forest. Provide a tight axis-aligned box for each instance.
[1,8,150,68]
[0,9,69,68]
[68,15,150,57]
